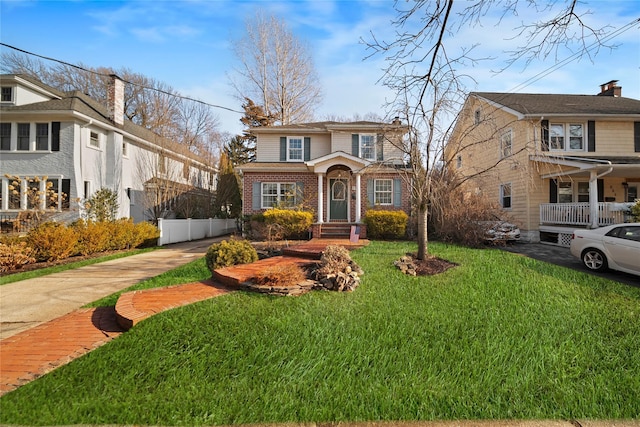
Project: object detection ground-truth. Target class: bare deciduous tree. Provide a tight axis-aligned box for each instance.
[365,0,616,260]
[229,11,322,125]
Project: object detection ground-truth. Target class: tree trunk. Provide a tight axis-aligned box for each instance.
[416,205,428,260]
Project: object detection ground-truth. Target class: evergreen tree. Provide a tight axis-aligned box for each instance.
[213,151,242,218]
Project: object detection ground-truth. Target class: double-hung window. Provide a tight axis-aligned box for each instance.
[0,123,11,150]
[374,179,393,205]
[569,124,584,150]
[360,134,376,160]
[288,137,303,161]
[1,87,12,102]
[550,123,584,151]
[500,183,512,209]
[36,123,49,151]
[17,123,30,151]
[261,182,296,208]
[501,129,512,158]
[89,131,100,148]
[550,124,565,150]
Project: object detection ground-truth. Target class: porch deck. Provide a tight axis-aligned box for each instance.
[540,202,633,226]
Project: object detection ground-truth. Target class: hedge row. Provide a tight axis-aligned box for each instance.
[0,219,159,272]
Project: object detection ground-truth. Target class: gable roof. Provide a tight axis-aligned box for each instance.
[1,75,211,165]
[473,92,640,116]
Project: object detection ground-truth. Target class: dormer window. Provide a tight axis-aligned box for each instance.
[1,87,13,103]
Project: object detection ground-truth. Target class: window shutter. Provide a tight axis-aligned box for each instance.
[376,134,384,161]
[587,121,596,152]
[367,179,374,206]
[352,134,359,156]
[280,137,287,161]
[295,181,304,205]
[393,178,401,207]
[51,122,60,151]
[634,122,640,153]
[304,137,311,161]
[62,179,71,209]
[252,181,261,210]
[541,120,549,151]
[597,179,604,203]
[549,179,557,203]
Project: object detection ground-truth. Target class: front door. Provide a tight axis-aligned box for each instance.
[329,178,348,221]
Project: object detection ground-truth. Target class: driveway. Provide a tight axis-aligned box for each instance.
[502,242,639,288]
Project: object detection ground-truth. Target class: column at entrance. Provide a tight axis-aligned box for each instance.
[355,173,361,222]
[317,173,324,223]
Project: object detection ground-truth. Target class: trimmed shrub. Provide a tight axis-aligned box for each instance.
[27,222,78,262]
[363,210,408,239]
[205,238,258,273]
[630,199,640,221]
[132,221,160,248]
[72,219,111,256]
[106,218,137,250]
[262,208,313,239]
[253,264,307,287]
[0,241,36,272]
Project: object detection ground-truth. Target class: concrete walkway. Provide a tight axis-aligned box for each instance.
[0,236,224,340]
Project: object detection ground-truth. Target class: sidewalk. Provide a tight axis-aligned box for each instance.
[0,236,223,340]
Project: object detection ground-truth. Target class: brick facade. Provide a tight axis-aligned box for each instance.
[243,170,412,222]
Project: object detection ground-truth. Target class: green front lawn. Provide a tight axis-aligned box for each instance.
[1,241,639,424]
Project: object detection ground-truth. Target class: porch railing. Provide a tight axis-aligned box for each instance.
[540,202,633,226]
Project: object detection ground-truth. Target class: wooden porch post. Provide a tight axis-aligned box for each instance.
[589,170,599,228]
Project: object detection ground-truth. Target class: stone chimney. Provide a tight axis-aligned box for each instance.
[107,74,124,126]
[391,116,402,125]
[598,80,621,97]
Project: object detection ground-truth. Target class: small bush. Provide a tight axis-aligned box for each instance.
[630,199,640,221]
[205,238,258,272]
[106,218,137,250]
[0,241,36,272]
[72,219,111,256]
[363,210,408,239]
[262,208,313,239]
[253,264,307,287]
[27,222,78,262]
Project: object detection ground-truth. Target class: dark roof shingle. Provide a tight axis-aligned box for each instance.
[473,92,640,115]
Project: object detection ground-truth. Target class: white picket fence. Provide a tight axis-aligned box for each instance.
[157,218,237,246]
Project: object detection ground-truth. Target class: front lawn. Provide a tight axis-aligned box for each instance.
[1,241,638,424]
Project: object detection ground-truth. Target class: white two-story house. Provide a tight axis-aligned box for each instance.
[0,74,217,228]
[237,120,412,238]
[447,80,640,246]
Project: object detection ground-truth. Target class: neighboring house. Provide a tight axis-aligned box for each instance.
[0,74,217,227]
[447,80,640,246]
[237,120,411,238]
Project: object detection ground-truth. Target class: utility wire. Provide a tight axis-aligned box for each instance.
[0,42,244,114]
[507,17,640,94]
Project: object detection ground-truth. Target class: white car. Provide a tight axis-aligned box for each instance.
[570,223,640,276]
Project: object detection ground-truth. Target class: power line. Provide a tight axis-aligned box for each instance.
[0,42,244,114]
[507,17,640,94]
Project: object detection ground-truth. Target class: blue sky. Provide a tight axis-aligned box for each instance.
[1,0,639,136]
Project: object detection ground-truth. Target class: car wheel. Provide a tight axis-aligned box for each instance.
[581,248,608,272]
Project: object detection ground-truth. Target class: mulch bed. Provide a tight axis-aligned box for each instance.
[408,253,458,276]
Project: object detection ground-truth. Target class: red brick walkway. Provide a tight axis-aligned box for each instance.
[0,280,231,396]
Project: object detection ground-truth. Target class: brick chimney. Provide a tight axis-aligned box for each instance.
[107,74,124,126]
[598,80,621,97]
